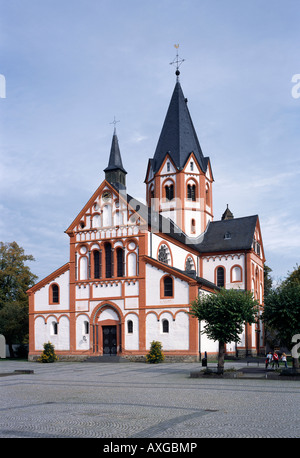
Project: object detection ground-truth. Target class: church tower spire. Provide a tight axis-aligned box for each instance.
[104,123,127,190]
[145,51,214,237]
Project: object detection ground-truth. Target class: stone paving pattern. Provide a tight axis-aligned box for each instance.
[0,360,299,438]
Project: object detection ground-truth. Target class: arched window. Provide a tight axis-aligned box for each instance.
[116,247,124,277]
[191,219,196,234]
[127,320,133,334]
[51,284,59,303]
[102,205,112,226]
[127,252,137,276]
[51,321,58,335]
[105,243,112,278]
[84,321,89,335]
[79,257,88,280]
[165,184,174,201]
[93,250,101,279]
[185,256,194,272]
[163,276,173,297]
[232,266,242,282]
[206,184,211,207]
[187,183,196,201]
[216,267,225,288]
[158,244,170,264]
[162,319,169,333]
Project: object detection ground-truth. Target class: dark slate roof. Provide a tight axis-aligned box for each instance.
[194,216,258,253]
[151,81,209,174]
[145,256,219,291]
[104,132,127,174]
[119,187,258,254]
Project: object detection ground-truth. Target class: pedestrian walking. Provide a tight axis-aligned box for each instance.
[272,351,279,368]
[280,352,288,368]
[265,351,272,369]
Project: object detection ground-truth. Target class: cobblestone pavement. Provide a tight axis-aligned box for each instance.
[0,360,299,439]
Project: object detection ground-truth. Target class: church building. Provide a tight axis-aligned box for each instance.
[27,63,265,361]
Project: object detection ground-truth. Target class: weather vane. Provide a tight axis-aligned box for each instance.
[169,44,185,80]
[110,116,120,133]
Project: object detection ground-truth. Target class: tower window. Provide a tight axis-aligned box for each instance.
[190,162,194,171]
[187,184,196,201]
[165,184,174,201]
[167,162,170,172]
[191,219,196,234]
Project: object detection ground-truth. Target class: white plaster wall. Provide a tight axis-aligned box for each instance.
[92,282,122,298]
[124,281,139,297]
[150,233,197,273]
[202,254,245,288]
[76,314,90,350]
[145,264,189,306]
[34,316,47,350]
[124,313,139,350]
[34,269,70,312]
[145,311,189,351]
[35,314,70,351]
[76,285,89,299]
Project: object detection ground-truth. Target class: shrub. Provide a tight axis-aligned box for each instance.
[146,341,164,364]
[38,342,58,363]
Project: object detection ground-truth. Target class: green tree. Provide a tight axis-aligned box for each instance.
[38,342,58,363]
[281,264,300,288]
[264,264,273,298]
[146,341,165,364]
[263,283,300,369]
[0,242,37,357]
[190,288,259,374]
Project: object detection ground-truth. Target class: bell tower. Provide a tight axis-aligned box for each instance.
[145,48,214,236]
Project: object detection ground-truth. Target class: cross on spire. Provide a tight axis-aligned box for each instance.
[110,116,120,134]
[169,44,185,80]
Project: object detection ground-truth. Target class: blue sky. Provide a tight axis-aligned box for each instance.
[0,0,299,285]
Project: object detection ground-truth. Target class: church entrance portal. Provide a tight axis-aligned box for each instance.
[102,325,117,356]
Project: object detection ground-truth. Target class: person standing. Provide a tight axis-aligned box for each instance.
[266,351,273,369]
[272,351,279,368]
[280,352,288,368]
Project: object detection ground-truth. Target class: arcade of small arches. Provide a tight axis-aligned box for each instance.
[34,304,189,354]
[75,239,138,281]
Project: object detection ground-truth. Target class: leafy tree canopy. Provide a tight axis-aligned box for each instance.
[0,241,37,306]
[263,283,300,351]
[190,288,259,345]
[0,242,37,355]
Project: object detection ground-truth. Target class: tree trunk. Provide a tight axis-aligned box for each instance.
[218,341,225,374]
[8,342,15,358]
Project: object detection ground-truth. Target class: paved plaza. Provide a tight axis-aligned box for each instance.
[0,359,299,439]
